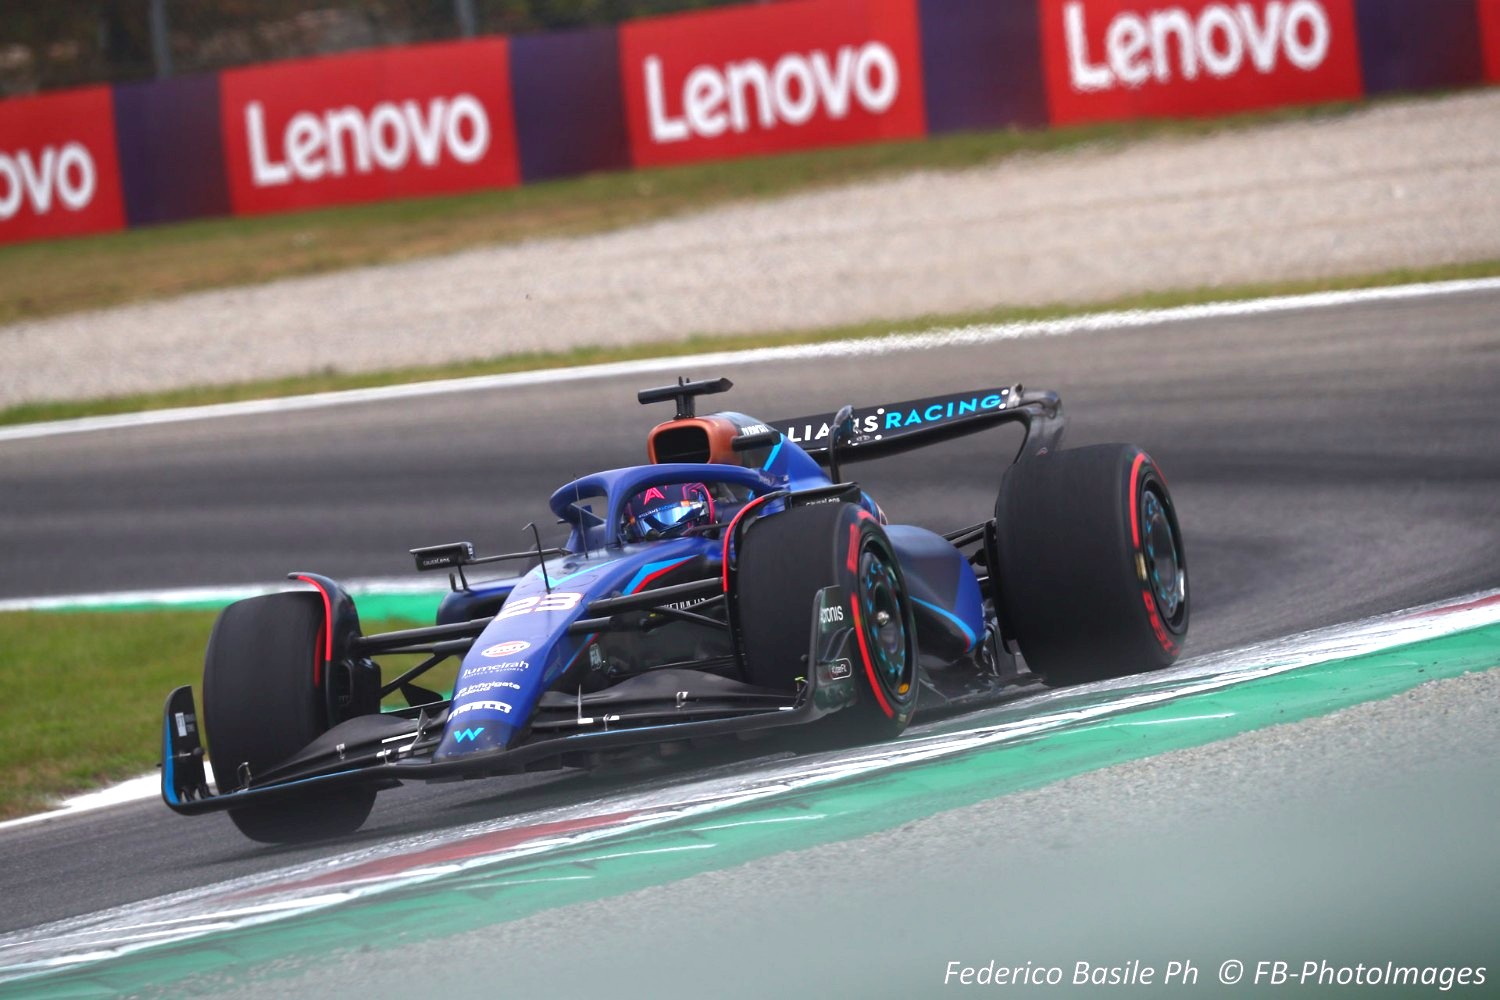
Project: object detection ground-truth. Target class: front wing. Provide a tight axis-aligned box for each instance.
[162,587,860,815]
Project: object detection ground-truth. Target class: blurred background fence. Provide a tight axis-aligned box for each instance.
[0,0,755,96]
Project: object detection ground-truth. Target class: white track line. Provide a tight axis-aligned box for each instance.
[4,276,1499,444]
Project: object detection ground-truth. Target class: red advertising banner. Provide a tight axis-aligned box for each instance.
[1038,0,1364,126]
[219,39,520,215]
[0,87,125,245]
[1480,0,1500,82]
[619,0,926,168]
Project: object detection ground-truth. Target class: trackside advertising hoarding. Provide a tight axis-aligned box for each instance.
[0,0,1497,246]
[1481,0,1500,82]
[218,39,520,215]
[618,0,926,168]
[1039,0,1363,125]
[0,87,125,245]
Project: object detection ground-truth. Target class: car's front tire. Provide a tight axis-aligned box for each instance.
[737,502,919,741]
[202,592,375,843]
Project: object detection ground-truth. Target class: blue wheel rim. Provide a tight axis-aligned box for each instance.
[1140,487,1186,625]
[857,541,912,696]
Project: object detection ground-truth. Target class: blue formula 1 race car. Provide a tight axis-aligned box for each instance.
[161,377,1188,843]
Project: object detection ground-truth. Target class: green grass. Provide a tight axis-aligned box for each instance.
[0,100,1368,328]
[6,255,1499,428]
[0,609,428,821]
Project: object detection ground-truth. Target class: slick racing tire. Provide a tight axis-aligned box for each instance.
[992,444,1188,686]
[202,592,375,843]
[737,502,919,741]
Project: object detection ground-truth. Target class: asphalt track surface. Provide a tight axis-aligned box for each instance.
[2,287,1499,952]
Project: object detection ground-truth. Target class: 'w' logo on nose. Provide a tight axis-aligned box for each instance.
[454,727,485,743]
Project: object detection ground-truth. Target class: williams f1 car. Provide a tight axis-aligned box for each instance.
[161,377,1188,843]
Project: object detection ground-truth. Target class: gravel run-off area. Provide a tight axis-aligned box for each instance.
[3,90,1500,407]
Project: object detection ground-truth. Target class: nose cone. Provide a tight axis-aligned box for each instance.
[435,707,516,759]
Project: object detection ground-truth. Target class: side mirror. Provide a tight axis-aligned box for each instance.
[410,541,476,572]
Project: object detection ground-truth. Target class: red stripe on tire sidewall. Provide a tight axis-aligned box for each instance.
[294,574,333,685]
[849,601,895,719]
[1128,451,1147,550]
[1128,456,1179,655]
[1142,589,1179,655]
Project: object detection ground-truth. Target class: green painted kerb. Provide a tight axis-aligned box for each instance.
[8,623,1498,998]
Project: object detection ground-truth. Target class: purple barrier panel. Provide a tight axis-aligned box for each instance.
[919,0,1047,132]
[1355,0,1484,93]
[113,74,230,227]
[511,26,629,182]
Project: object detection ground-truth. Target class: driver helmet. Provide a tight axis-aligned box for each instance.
[621,482,715,542]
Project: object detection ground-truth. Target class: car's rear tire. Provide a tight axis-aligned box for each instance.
[737,502,919,741]
[992,444,1188,685]
[202,592,375,843]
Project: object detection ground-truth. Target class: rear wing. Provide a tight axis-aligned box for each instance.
[770,386,1064,467]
